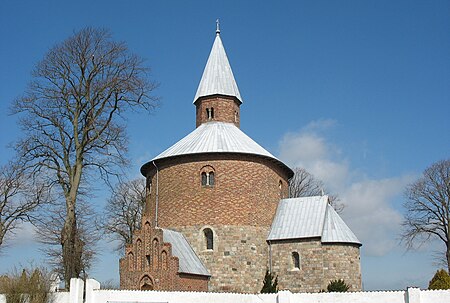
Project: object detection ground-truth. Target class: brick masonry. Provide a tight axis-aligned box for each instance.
[174,225,270,293]
[145,154,290,228]
[123,95,362,293]
[119,219,209,292]
[195,95,241,127]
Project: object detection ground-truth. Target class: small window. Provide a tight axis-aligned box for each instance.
[209,172,215,186]
[204,228,213,250]
[201,172,208,186]
[206,108,214,120]
[201,171,215,187]
[292,252,300,269]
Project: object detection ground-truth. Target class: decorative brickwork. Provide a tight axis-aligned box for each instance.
[119,217,209,292]
[269,238,361,292]
[195,95,241,127]
[145,154,290,228]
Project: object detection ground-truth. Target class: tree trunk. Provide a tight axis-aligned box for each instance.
[61,165,84,289]
[61,202,83,289]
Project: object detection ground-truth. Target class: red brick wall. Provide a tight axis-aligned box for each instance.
[119,218,209,291]
[195,95,241,127]
[145,154,290,228]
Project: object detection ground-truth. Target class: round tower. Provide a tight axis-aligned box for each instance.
[140,26,293,292]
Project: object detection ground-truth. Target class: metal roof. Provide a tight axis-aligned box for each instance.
[268,196,328,241]
[322,205,361,245]
[152,121,277,161]
[193,31,242,103]
[267,196,361,245]
[162,229,210,276]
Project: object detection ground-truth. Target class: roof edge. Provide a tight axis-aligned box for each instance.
[141,152,294,179]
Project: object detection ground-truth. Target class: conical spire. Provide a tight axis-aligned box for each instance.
[193,23,242,104]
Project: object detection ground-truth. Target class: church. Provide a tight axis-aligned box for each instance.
[119,25,362,293]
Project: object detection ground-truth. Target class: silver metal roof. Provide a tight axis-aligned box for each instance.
[162,229,210,276]
[322,204,361,245]
[268,196,328,240]
[267,196,361,245]
[153,122,277,161]
[193,31,242,103]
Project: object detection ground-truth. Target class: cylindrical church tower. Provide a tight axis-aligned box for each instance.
[140,26,293,292]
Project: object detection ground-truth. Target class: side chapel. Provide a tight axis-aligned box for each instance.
[119,24,362,293]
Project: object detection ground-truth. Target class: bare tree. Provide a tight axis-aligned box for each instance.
[0,161,49,249]
[289,167,343,212]
[11,27,158,288]
[35,199,99,280]
[101,178,146,251]
[402,159,450,273]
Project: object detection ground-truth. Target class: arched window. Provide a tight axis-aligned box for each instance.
[145,221,151,233]
[204,228,214,250]
[140,275,154,290]
[161,251,168,270]
[292,252,300,269]
[152,238,159,270]
[201,172,208,186]
[209,172,215,186]
[201,170,215,187]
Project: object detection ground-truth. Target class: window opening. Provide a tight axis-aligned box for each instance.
[209,172,215,186]
[292,252,300,269]
[201,171,215,186]
[201,172,207,186]
[204,228,214,250]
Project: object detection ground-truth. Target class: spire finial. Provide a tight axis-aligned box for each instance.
[216,19,220,35]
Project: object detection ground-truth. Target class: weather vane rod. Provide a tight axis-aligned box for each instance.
[216,19,220,35]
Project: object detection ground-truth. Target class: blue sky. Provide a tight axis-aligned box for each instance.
[0,0,449,291]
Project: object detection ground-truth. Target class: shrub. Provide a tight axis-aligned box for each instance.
[428,269,450,290]
[261,270,278,293]
[0,267,54,303]
[327,279,350,292]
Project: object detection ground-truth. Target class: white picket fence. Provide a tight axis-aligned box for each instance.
[1,278,450,303]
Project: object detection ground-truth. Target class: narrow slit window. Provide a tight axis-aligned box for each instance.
[292,252,300,269]
[204,228,213,250]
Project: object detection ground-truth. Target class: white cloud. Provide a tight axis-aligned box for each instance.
[278,120,413,256]
[6,222,38,247]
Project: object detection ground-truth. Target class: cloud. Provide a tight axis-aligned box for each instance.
[278,120,412,256]
[5,222,38,247]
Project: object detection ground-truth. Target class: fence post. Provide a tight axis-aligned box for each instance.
[69,278,84,303]
[407,287,421,303]
[85,279,101,303]
[277,290,291,303]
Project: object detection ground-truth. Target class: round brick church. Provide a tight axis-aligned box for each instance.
[119,25,362,293]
